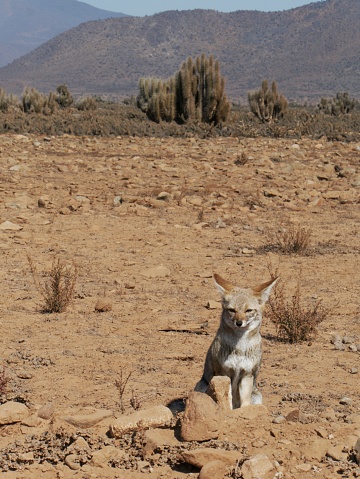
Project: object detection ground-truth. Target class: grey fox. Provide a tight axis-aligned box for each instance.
[195,273,278,409]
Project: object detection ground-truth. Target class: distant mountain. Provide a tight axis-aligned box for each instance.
[0,0,359,102]
[0,0,128,67]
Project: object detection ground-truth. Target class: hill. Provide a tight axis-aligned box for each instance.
[0,0,128,67]
[0,0,359,102]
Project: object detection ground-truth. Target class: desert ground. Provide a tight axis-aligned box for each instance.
[0,133,359,478]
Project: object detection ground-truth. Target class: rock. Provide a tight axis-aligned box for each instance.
[94,299,112,312]
[37,403,55,420]
[296,463,312,472]
[143,428,180,456]
[0,401,29,425]
[340,397,352,406]
[182,448,240,468]
[90,446,128,468]
[141,265,171,278]
[355,438,360,465]
[137,460,153,473]
[273,415,286,424]
[38,198,46,208]
[241,454,274,479]
[113,195,123,206]
[0,221,23,231]
[157,191,171,201]
[207,376,232,411]
[285,408,313,424]
[181,392,221,442]
[333,340,346,351]
[64,454,80,470]
[66,436,90,454]
[109,405,173,438]
[343,335,356,344]
[199,460,229,479]
[21,414,43,427]
[63,409,113,428]
[326,445,347,461]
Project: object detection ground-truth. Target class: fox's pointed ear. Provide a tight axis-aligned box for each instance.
[214,273,234,295]
[253,277,278,304]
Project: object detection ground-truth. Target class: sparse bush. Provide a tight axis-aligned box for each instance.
[137,54,231,125]
[266,275,328,343]
[27,254,78,313]
[55,84,74,109]
[265,224,312,255]
[317,92,357,116]
[0,87,19,112]
[115,369,133,414]
[22,87,49,113]
[248,80,288,122]
[76,96,97,111]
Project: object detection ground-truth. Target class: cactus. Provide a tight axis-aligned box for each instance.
[248,80,288,122]
[137,54,230,125]
[317,92,357,115]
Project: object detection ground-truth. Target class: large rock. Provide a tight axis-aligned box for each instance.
[0,401,29,425]
[241,454,274,479]
[143,428,180,456]
[181,392,221,442]
[182,448,241,468]
[109,405,173,438]
[199,460,229,479]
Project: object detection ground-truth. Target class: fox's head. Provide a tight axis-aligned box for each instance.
[214,273,278,332]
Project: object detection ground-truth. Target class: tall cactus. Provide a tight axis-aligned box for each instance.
[248,80,288,122]
[137,54,230,125]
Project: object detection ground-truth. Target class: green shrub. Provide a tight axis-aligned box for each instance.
[248,80,288,122]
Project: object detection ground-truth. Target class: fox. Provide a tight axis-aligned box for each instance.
[195,273,278,409]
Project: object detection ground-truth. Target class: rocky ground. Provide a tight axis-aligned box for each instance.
[0,133,359,478]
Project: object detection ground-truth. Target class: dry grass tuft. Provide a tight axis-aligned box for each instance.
[27,254,78,313]
[265,224,312,255]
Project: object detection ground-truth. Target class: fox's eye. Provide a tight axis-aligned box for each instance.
[227,308,236,314]
[245,308,254,313]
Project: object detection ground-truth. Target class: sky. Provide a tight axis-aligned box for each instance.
[81,0,316,17]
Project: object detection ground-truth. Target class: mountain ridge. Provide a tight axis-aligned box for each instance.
[0,0,359,102]
[0,0,128,67]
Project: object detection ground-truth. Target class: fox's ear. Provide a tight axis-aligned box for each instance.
[214,273,234,295]
[253,277,278,304]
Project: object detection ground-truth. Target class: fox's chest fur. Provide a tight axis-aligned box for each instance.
[213,330,262,379]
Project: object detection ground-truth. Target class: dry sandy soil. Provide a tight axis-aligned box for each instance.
[0,133,359,478]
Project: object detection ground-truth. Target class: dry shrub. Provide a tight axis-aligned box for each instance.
[266,224,312,254]
[115,369,133,414]
[266,268,328,343]
[27,254,78,313]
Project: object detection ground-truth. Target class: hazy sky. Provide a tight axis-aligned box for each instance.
[82,1,316,17]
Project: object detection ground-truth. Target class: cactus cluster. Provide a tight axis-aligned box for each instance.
[137,54,231,125]
[317,92,357,116]
[248,80,288,122]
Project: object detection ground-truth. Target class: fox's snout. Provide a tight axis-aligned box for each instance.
[234,312,247,327]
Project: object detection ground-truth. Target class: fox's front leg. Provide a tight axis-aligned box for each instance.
[239,375,254,407]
